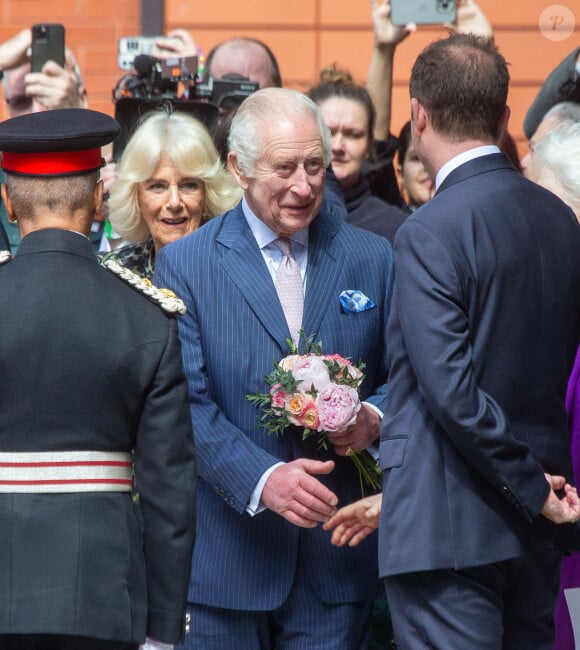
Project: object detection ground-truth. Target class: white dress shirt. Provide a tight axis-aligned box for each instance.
[435,145,501,191]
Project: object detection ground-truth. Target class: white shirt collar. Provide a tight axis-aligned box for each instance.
[241,196,309,250]
[435,145,500,191]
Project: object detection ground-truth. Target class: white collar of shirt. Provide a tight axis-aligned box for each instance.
[435,145,500,191]
[241,196,308,282]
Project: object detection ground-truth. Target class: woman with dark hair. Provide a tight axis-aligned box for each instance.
[308,66,406,244]
[395,120,434,215]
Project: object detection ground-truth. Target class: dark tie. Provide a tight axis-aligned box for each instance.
[274,237,304,345]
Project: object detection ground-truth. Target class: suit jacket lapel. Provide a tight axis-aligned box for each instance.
[302,210,342,340]
[217,206,290,350]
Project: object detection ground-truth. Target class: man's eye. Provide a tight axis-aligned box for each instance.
[305,161,323,173]
[276,164,293,176]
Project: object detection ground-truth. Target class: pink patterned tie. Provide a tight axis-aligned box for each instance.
[274,237,304,345]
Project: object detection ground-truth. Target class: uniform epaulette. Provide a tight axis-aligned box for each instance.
[0,250,12,265]
[103,259,186,315]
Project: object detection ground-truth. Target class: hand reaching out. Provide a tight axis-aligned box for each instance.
[323,493,382,546]
[261,459,338,528]
[541,473,580,524]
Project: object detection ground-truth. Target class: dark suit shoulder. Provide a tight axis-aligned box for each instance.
[413,159,574,230]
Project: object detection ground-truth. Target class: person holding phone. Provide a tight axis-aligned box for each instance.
[0,28,87,116]
[0,28,103,254]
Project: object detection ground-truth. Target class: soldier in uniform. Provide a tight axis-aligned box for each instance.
[0,108,196,650]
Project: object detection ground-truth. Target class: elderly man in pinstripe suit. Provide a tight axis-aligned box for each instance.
[155,87,394,650]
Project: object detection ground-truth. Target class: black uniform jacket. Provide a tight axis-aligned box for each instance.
[0,228,196,645]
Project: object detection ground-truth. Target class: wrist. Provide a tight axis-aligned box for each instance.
[374,41,397,54]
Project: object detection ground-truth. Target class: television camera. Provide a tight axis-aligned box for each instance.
[112,53,259,160]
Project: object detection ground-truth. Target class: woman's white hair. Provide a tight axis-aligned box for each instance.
[108,108,241,243]
[534,121,580,219]
[227,88,332,176]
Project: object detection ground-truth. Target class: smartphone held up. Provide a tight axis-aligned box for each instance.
[31,23,65,73]
[391,0,456,26]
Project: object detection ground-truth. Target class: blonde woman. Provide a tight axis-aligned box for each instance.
[101,108,241,278]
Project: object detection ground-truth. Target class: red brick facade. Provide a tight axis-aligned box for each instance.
[0,1,578,156]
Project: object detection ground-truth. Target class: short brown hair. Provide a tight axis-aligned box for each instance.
[410,33,509,141]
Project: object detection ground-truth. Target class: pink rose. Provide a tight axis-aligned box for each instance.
[316,384,361,432]
[324,353,350,365]
[270,384,286,412]
[297,398,320,430]
[324,354,364,386]
[291,355,331,393]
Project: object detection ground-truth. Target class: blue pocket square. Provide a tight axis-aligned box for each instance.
[339,290,376,314]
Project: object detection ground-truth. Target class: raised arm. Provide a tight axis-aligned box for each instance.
[366,0,414,140]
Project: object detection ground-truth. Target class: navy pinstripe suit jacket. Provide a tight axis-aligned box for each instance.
[155,202,394,610]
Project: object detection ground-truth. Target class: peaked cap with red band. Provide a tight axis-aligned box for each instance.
[0,108,120,177]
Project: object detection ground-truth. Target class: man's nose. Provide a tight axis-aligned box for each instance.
[291,167,312,196]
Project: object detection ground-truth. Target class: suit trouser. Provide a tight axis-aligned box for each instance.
[177,550,375,650]
[384,548,562,650]
[0,636,138,650]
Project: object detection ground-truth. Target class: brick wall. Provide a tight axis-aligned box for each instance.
[166,0,579,155]
[0,0,140,120]
[0,0,578,158]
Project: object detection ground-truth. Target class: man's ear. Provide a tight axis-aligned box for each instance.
[410,98,428,139]
[497,105,511,140]
[92,179,104,220]
[227,152,249,191]
[1,183,15,224]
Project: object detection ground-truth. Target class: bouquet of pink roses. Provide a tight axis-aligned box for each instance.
[247,335,381,491]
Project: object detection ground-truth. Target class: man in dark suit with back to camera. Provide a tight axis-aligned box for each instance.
[155,87,393,649]
[379,32,580,650]
[0,108,196,650]
[326,33,580,649]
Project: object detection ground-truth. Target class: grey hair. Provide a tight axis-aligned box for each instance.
[542,101,580,128]
[228,88,331,176]
[4,170,99,218]
[533,121,580,217]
